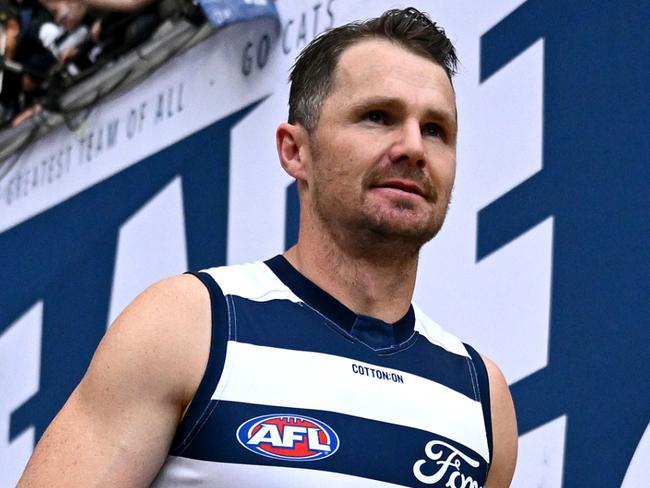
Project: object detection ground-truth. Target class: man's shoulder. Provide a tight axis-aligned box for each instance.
[94,273,214,410]
[130,273,210,321]
[108,273,211,355]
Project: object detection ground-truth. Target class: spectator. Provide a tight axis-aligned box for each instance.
[1,0,57,126]
[2,0,192,129]
[39,0,162,71]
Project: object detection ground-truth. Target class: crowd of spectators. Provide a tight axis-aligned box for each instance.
[1,0,201,129]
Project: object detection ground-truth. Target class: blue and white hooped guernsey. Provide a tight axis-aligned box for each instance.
[151,256,494,487]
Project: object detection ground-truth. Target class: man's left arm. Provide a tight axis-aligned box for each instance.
[482,355,518,488]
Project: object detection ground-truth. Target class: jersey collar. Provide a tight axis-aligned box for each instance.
[265,255,416,350]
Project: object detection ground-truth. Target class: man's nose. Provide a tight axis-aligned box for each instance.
[389,120,425,167]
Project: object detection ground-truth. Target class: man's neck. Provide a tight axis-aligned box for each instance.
[284,229,419,324]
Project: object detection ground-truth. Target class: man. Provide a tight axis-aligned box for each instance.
[18,7,517,487]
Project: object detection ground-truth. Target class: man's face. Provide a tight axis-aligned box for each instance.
[303,38,457,251]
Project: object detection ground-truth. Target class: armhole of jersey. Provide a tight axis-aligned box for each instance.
[169,271,229,455]
[463,343,494,466]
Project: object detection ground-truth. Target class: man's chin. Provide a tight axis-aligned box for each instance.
[364,213,443,247]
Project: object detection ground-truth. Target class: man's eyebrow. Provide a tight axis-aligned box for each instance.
[349,96,456,125]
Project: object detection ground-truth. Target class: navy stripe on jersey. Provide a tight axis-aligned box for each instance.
[170,272,229,454]
[228,295,478,401]
[177,400,489,487]
[464,343,494,463]
[266,255,416,349]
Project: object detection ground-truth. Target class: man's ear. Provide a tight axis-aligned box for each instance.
[276,122,310,183]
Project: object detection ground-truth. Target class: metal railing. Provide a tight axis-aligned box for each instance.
[0,17,214,167]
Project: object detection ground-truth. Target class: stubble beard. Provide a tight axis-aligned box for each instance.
[307,136,452,261]
[359,193,450,258]
[361,161,450,247]
[311,177,451,262]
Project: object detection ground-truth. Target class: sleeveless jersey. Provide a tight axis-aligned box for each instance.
[151,256,493,487]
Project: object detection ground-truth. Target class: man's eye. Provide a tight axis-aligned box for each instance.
[423,123,443,138]
[365,111,387,124]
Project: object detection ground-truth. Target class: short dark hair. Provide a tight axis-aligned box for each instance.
[288,7,458,131]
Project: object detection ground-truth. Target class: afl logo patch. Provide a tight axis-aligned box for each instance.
[236,414,339,461]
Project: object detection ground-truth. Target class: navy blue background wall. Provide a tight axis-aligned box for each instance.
[479,2,649,486]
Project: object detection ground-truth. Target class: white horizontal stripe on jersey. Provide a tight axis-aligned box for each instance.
[151,456,410,488]
[202,262,302,303]
[213,341,489,462]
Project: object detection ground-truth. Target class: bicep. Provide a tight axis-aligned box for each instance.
[483,356,518,488]
[18,274,210,487]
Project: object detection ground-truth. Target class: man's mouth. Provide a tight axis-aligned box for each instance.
[372,179,426,198]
